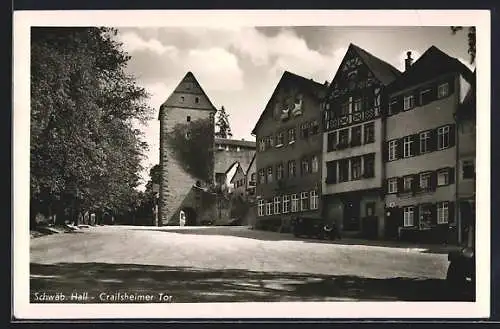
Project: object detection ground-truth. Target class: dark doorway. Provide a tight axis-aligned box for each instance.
[343,196,360,231]
[182,207,198,226]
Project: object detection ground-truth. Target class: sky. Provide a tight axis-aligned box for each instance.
[115,26,475,189]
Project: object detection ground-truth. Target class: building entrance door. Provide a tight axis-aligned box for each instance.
[343,196,360,231]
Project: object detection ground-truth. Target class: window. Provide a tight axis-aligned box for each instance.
[276,163,284,180]
[420,172,431,189]
[326,160,337,184]
[291,194,299,212]
[351,157,362,180]
[259,169,265,184]
[288,128,296,143]
[301,157,310,175]
[388,140,397,161]
[363,153,375,178]
[438,83,449,99]
[274,196,281,214]
[462,160,475,179]
[389,97,399,115]
[276,132,284,147]
[403,176,413,192]
[310,121,320,135]
[387,178,398,193]
[267,166,273,183]
[353,98,362,112]
[310,190,319,210]
[327,131,337,152]
[338,129,349,146]
[403,206,415,227]
[187,115,191,122]
[420,131,431,153]
[437,169,449,186]
[403,136,413,158]
[364,122,375,144]
[438,126,450,150]
[180,96,185,102]
[257,200,264,217]
[403,95,415,110]
[351,125,362,146]
[301,122,310,138]
[283,195,290,213]
[300,192,309,211]
[288,160,296,177]
[437,201,449,224]
[266,202,272,216]
[311,155,319,173]
[420,88,433,105]
[259,139,266,152]
[339,159,349,182]
[341,99,351,115]
[195,97,199,103]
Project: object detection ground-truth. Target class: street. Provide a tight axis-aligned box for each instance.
[30,225,459,302]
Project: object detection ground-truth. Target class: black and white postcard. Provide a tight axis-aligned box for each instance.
[13,9,491,320]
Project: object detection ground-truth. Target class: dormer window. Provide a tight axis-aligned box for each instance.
[420,88,433,105]
[403,95,415,110]
[438,83,449,99]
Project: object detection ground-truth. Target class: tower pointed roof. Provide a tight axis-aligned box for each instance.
[158,71,217,120]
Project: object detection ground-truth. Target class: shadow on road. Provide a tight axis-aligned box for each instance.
[130,227,457,255]
[30,262,471,303]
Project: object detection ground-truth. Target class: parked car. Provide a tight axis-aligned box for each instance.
[291,216,339,240]
[446,221,475,300]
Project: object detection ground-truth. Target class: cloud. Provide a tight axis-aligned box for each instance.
[118,31,176,56]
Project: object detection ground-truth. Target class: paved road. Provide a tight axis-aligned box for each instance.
[30,225,460,302]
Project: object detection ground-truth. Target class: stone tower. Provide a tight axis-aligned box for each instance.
[158,72,217,225]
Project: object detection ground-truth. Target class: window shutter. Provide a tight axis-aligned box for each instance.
[448,167,455,184]
[429,84,438,103]
[411,174,419,193]
[383,141,389,162]
[397,177,404,194]
[414,205,420,227]
[449,123,456,147]
[397,207,404,227]
[382,179,387,194]
[412,134,420,156]
[430,171,437,191]
[429,128,437,152]
[396,138,404,159]
[430,203,437,225]
[449,201,455,224]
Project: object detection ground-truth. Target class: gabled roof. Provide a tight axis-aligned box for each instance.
[245,153,256,177]
[215,138,256,149]
[326,43,402,94]
[229,163,245,184]
[251,70,327,135]
[388,46,474,93]
[350,44,402,86]
[158,71,217,120]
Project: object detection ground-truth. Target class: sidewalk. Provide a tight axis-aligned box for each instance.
[323,236,462,254]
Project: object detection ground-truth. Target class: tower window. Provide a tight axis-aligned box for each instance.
[180,96,185,102]
[195,97,199,104]
[187,116,191,122]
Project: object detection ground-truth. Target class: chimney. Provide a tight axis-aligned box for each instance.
[405,51,413,71]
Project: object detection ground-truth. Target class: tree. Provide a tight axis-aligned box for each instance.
[214,106,232,139]
[168,118,214,181]
[30,27,153,227]
[451,26,476,64]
